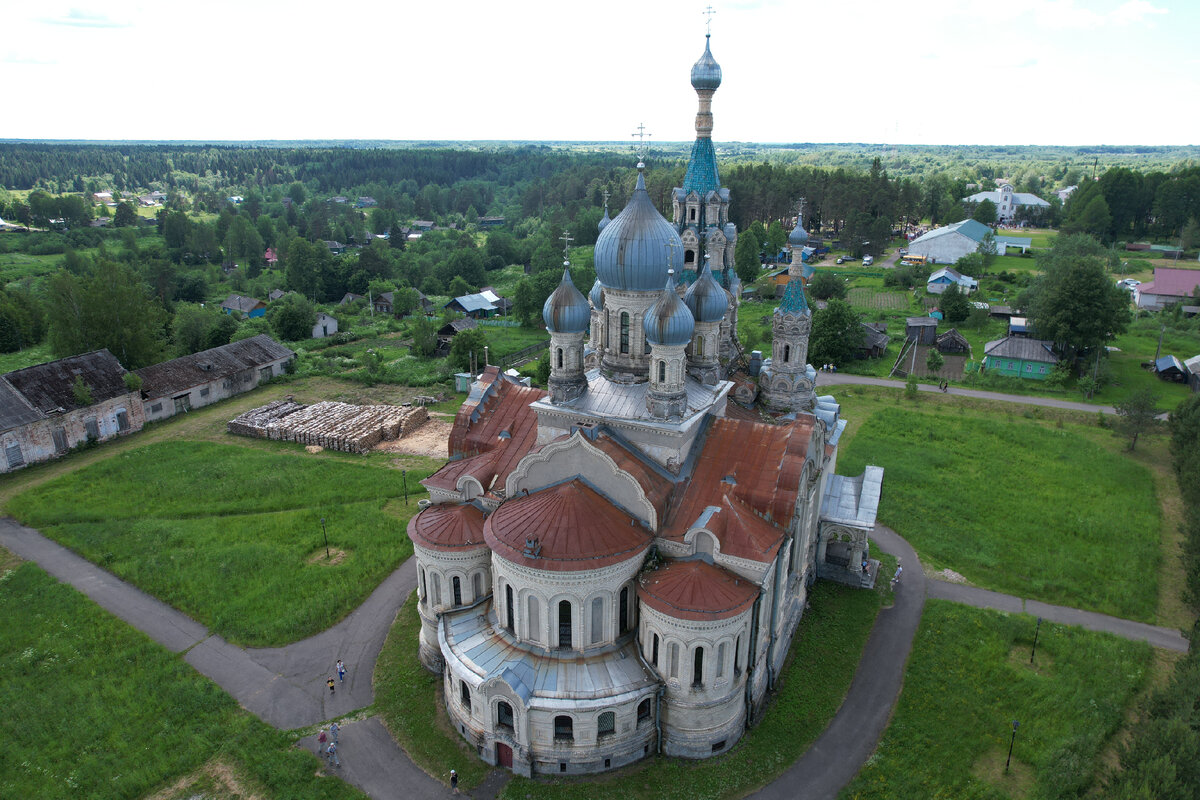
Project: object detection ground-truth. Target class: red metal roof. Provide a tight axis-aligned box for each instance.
[407,503,487,552]
[638,559,758,621]
[591,434,673,518]
[1147,267,1200,297]
[485,480,652,572]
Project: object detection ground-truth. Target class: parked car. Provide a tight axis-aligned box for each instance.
[836,256,847,264]
[898,248,909,256]
[1122,279,1141,287]
[862,255,874,266]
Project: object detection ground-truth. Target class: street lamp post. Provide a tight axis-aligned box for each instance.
[321,517,329,560]
[1030,617,1043,664]
[1005,720,1020,773]
[402,470,409,505]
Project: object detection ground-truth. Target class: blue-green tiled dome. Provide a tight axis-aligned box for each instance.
[594,168,683,292]
[543,268,591,333]
[684,260,729,323]
[690,37,722,91]
[644,272,695,346]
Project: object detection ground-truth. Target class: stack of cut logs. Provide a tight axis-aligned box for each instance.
[228,400,427,453]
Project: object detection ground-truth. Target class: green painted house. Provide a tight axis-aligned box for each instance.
[983,336,1058,379]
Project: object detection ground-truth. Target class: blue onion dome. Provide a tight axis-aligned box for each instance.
[644,271,695,346]
[589,278,604,309]
[724,222,737,240]
[594,166,683,292]
[684,259,729,323]
[788,216,809,246]
[543,266,591,333]
[690,36,722,91]
[598,207,611,233]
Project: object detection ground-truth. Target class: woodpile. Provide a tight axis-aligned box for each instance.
[228,400,428,453]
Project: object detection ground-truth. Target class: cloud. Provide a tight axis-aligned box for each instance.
[1110,0,1168,25]
[40,8,131,28]
[1,54,57,65]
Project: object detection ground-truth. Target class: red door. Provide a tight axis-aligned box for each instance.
[497,742,513,768]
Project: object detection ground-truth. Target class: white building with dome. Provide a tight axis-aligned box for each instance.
[405,33,884,778]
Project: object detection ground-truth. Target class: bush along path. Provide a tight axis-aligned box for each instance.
[0,518,1187,800]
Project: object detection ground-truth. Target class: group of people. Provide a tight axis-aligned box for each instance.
[937,381,950,392]
[819,363,839,372]
[318,659,348,768]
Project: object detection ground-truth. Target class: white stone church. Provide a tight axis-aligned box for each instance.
[405,34,883,778]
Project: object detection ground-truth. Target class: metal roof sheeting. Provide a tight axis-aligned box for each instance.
[135,335,293,400]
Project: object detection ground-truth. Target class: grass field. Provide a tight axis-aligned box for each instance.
[7,440,430,646]
[841,601,1151,800]
[0,561,363,800]
[494,580,883,800]
[837,406,1161,621]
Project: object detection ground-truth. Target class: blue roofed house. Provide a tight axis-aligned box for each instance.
[927,267,979,295]
[221,294,266,318]
[445,292,499,318]
[963,184,1050,223]
[907,219,994,264]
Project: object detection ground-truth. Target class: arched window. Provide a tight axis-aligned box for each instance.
[527,595,541,643]
[419,567,427,605]
[452,576,462,606]
[598,711,615,738]
[554,715,573,741]
[558,600,572,648]
[620,313,630,354]
[689,208,697,222]
[668,642,679,678]
[783,344,791,363]
[734,635,741,675]
[693,647,704,686]
[638,698,651,723]
[619,587,629,634]
[651,633,660,667]
[717,642,726,679]
[472,572,483,601]
[658,360,666,383]
[497,701,514,731]
[556,347,563,369]
[432,573,442,606]
[591,597,603,644]
[696,336,704,357]
[460,681,471,709]
[505,584,514,633]
[685,248,695,264]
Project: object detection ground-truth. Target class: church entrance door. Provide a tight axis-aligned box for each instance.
[497,742,513,768]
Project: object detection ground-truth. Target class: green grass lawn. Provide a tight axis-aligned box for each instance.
[841,601,1152,800]
[838,406,1161,621]
[7,440,429,646]
[0,561,363,800]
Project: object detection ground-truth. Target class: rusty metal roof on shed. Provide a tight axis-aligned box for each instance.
[134,335,293,400]
[3,349,130,415]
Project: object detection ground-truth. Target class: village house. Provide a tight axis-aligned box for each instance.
[983,336,1058,379]
[445,292,501,319]
[963,183,1050,223]
[0,350,144,473]
[905,317,939,346]
[908,219,1017,266]
[1134,267,1200,311]
[134,335,294,422]
[859,322,889,358]
[221,294,266,318]
[313,313,338,339]
[927,267,979,295]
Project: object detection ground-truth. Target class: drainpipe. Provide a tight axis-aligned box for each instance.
[744,591,762,728]
[634,638,666,754]
[764,552,785,690]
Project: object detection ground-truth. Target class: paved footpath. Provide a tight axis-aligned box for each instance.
[1,515,1189,800]
[815,373,1126,415]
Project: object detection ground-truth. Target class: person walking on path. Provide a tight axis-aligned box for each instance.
[336,659,346,683]
[326,742,340,769]
[450,769,459,793]
[330,721,340,744]
[327,676,336,694]
[316,728,327,756]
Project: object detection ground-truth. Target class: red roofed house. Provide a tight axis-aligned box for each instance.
[264,247,278,267]
[1135,266,1200,310]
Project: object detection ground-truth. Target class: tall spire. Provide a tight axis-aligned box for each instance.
[684,32,722,196]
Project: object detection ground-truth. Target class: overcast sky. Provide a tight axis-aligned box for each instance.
[3,0,1196,146]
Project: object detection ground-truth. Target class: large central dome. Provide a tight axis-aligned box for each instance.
[594,168,683,292]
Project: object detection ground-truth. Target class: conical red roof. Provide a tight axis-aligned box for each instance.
[485,480,652,572]
[407,503,487,552]
[638,559,757,621]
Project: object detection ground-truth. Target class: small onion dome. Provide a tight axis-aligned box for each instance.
[644,271,695,347]
[594,167,683,292]
[589,278,604,310]
[684,259,729,323]
[724,221,737,241]
[788,216,809,246]
[638,559,757,621]
[598,207,611,232]
[542,267,590,333]
[406,502,486,552]
[690,36,722,91]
